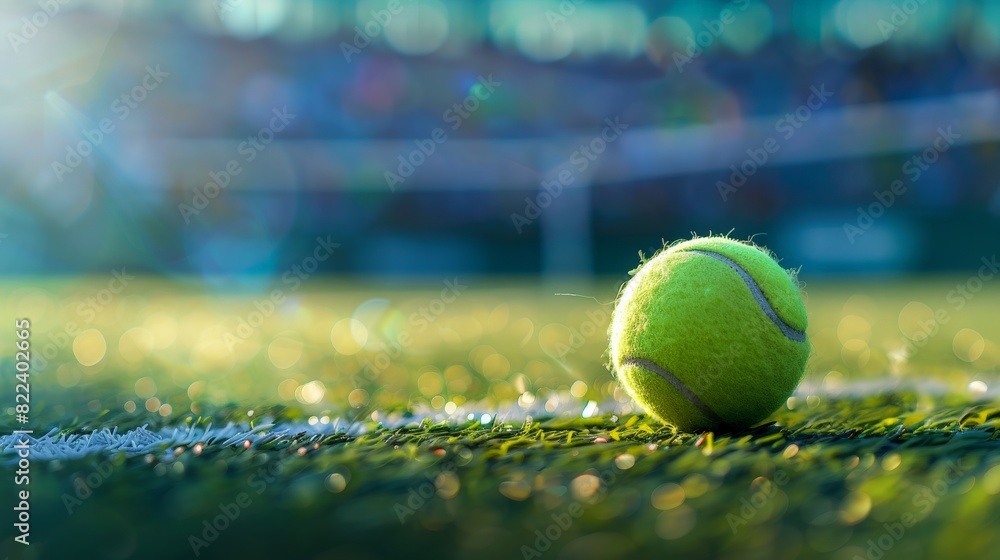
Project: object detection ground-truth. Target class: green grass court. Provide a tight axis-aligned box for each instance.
[2,278,999,559]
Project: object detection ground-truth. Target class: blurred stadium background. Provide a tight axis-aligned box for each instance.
[2,0,999,281]
[4,3,1000,559]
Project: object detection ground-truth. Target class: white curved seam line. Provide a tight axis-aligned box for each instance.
[621,357,726,427]
[687,250,806,343]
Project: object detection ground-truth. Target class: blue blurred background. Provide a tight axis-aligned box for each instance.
[2,0,999,280]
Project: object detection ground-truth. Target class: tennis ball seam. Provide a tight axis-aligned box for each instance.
[619,356,728,428]
[678,249,806,343]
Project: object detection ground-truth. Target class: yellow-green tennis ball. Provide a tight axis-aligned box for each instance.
[610,237,809,432]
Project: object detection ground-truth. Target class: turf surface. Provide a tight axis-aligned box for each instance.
[1,278,999,559]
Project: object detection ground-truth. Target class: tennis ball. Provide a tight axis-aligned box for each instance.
[609,236,809,432]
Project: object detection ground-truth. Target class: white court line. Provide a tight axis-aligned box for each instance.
[0,377,992,460]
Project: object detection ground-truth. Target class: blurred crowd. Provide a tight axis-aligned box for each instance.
[3,0,1000,276]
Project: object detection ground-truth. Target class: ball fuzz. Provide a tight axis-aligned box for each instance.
[609,237,809,432]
